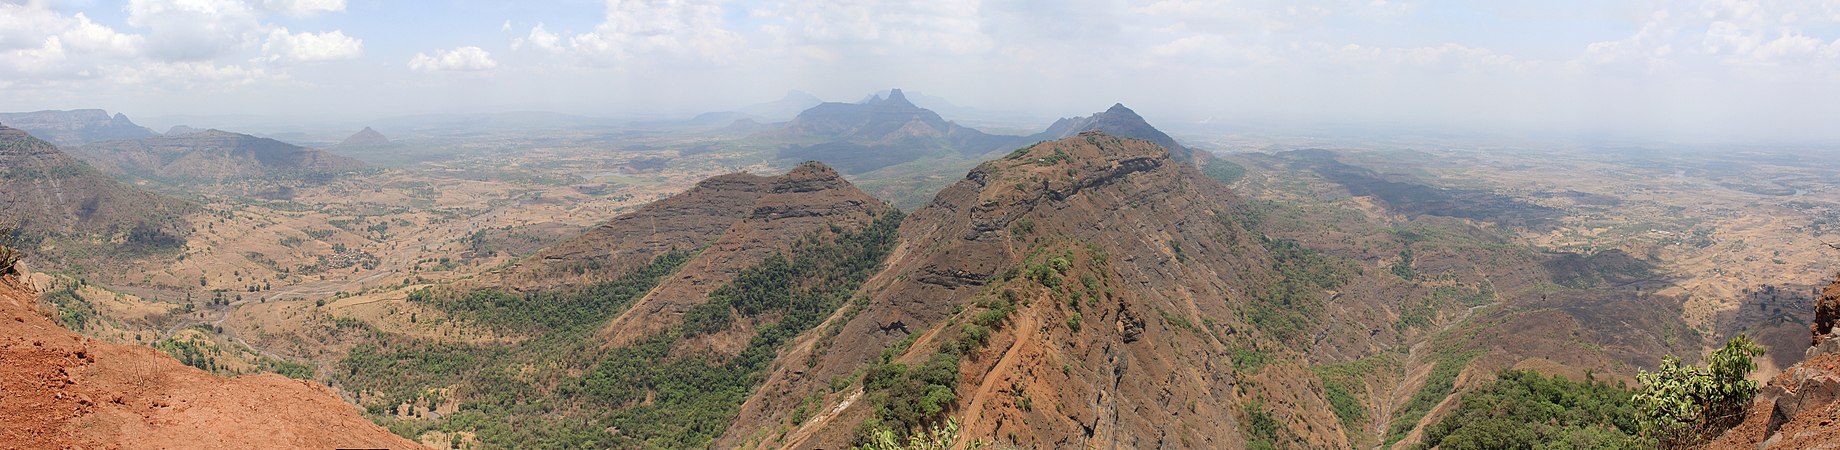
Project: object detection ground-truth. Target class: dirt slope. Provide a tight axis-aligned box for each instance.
[0,270,421,449]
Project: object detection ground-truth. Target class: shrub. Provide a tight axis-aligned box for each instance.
[1633,335,1765,448]
[854,419,984,450]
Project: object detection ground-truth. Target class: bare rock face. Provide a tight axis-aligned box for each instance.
[0,109,157,146]
[1812,273,1840,347]
[0,269,422,449]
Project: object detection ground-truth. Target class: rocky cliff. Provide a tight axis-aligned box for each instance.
[1712,273,1840,448]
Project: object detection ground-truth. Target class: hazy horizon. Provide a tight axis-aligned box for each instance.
[5,0,1840,144]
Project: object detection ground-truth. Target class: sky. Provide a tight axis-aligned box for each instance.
[3,0,1840,142]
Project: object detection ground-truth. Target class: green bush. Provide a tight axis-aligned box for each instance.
[1418,370,1640,450]
[1633,335,1765,448]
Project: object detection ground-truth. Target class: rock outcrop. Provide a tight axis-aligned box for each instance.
[1713,273,1840,448]
[0,259,421,449]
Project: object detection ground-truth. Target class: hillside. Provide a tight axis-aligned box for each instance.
[0,124,190,252]
[330,162,897,447]
[0,109,157,146]
[767,89,1023,174]
[480,162,882,292]
[722,132,1294,448]
[71,129,364,181]
[0,260,419,449]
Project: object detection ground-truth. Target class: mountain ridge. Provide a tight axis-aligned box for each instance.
[72,129,364,181]
[0,109,158,146]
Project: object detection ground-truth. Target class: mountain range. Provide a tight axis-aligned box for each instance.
[0,110,157,146]
[71,129,363,181]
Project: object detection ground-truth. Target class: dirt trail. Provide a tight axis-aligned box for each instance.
[963,305,1042,426]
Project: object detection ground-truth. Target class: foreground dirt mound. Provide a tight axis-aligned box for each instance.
[0,274,420,449]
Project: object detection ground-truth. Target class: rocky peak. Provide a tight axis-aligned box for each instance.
[884,88,913,107]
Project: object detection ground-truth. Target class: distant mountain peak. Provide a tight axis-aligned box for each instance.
[1032,103,1192,162]
[338,126,391,147]
[0,109,157,146]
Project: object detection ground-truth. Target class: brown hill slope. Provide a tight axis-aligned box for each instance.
[71,129,363,180]
[479,162,882,294]
[595,162,889,348]
[721,132,1301,448]
[0,124,190,247]
[0,263,420,449]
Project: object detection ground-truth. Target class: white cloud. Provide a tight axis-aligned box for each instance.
[563,0,746,65]
[260,0,345,16]
[757,0,991,56]
[260,27,361,62]
[409,46,498,72]
[512,23,563,53]
[0,3,142,81]
[128,0,266,62]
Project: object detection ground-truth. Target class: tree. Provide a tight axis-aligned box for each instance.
[1632,335,1766,448]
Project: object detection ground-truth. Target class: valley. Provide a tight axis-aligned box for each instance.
[5,99,1837,450]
